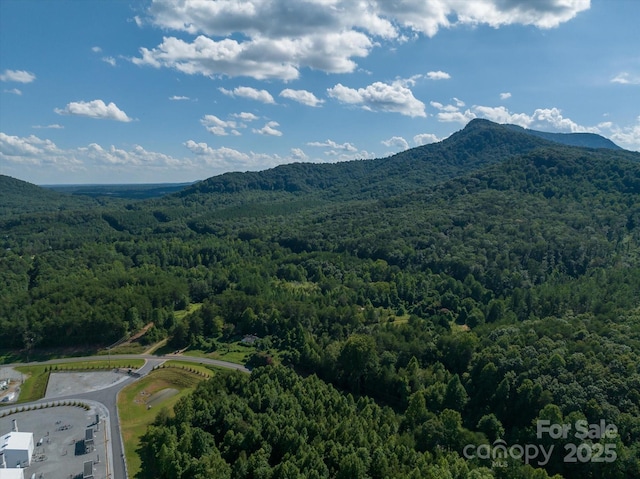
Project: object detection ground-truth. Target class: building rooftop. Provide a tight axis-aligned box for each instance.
[0,432,33,452]
[0,468,24,479]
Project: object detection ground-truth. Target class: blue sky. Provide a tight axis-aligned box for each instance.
[1,0,639,185]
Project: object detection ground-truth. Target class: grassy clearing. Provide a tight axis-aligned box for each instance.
[161,360,216,377]
[184,341,255,365]
[14,365,50,403]
[390,314,410,325]
[98,342,147,355]
[173,302,203,321]
[118,368,208,477]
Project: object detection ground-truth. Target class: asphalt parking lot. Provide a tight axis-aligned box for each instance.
[0,404,109,479]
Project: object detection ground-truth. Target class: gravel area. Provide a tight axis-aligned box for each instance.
[46,370,130,398]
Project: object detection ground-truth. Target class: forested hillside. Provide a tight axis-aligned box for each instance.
[1,120,639,478]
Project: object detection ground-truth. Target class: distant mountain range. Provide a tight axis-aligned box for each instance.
[0,119,631,208]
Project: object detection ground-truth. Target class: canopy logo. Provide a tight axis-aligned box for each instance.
[463,420,618,468]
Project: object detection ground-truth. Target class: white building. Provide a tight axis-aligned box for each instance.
[0,432,33,468]
[0,468,24,479]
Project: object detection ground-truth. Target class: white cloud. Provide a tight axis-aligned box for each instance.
[328,81,426,117]
[135,1,589,81]
[231,112,260,122]
[500,92,512,100]
[91,46,102,53]
[290,148,308,161]
[32,124,64,129]
[0,69,36,83]
[0,132,81,169]
[427,70,451,80]
[431,101,476,123]
[200,114,241,136]
[611,72,640,85]
[600,116,640,151]
[54,99,133,122]
[102,56,117,67]
[219,86,275,104]
[4,88,22,95]
[184,139,285,171]
[169,95,190,101]
[279,89,324,107]
[414,133,441,145]
[433,100,599,133]
[382,136,409,150]
[307,139,358,152]
[306,138,374,160]
[253,121,283,136]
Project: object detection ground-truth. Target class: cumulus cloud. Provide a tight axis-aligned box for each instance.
[611,72,640,85]
[382,136,409,150]
[253,121,283,136]
[306,138,374,160]
[414,133,441,145]
[431,100,476,123]
[231,112,260,122]
[201,114,241,136]
[328,81,426,117]
[169,95,191,101]
[184,139,287,171]
[290,148,308,161]
[600,116,640,151]
[0,131,196,183]
[0,132,81,169]
[279,89,324,107]
[427,70,451,80]
[55,99,133,122]
[0,69,36,83]
[500,92,512,100]
[307,139,358,152]
[133,0,589,80]
[219,86,275,104]
[4,88,22,95]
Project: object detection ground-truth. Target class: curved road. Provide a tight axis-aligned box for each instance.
[0,354,249,479]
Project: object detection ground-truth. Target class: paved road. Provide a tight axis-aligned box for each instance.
[1,354,249,478]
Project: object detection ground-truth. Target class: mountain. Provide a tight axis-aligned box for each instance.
[177,119,625,205]
[504,123,622,149]
[0,174,102,216]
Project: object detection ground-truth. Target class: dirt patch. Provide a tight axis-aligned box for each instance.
[146,388,179,408]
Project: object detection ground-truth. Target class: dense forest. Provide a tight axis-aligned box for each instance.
[1,120,639,477]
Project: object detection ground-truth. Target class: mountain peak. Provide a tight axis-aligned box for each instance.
[461,119,622,150]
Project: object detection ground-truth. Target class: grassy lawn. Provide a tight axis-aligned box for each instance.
[174,302,203,321]
[118,367,209,477]
[184,341,255,365]
[98,342,147,355]
[162,360,216,377]
[14,365,50,403]
[14,359,145,403]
